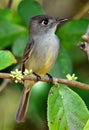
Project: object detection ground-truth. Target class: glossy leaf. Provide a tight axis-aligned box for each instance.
[0,50,17,70]
[84,119,89,130]
[28,82,51,124]
[48,85,89,130]
[18,0,45,25]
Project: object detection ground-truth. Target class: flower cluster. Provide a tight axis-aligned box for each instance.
[10,69,33,83]
[10,69,23,83]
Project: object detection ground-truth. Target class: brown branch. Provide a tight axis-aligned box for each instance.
[78,25,89,60]
[73,1,89,19]
[0,79,11,92]
[0,73,89,90]
[7,0,13,8]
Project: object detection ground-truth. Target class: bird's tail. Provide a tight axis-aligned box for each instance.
[16,88,30,123]
[16,81,34,123]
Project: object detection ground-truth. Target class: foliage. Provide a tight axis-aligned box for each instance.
[48,85,89,130]
[0,0,89,130]
[0,50,16,70]
[18,0,45,26]
[57,19,89,62]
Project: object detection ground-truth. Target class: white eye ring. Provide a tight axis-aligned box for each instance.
[41,19,49,25]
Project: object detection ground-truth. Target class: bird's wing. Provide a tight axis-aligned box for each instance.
[22,39,34,73]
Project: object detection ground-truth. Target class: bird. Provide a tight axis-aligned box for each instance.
[16,14,68,123]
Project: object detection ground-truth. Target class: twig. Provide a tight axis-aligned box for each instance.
[73,1,89,19]
[0,73,89,90]
[0,79,11,92]
[7,0,13,9]
[0,65,21,92]
[78,25,89,60]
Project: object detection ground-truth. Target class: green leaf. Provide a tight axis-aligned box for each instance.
[0,20,27,49]
[18,0,45,25]
[57,19,89,49]
[57,19,89,62]
[84,119,89,130]
[12,34,28,57]
[48,85,89,130]
[0,50,17,70]
[0,8,13,21]
[0,8,22,24]
[28,82,51,124]
[50,46,72,78]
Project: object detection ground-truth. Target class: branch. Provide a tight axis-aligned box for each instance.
[78,25,89,60]
[0,73,89,90]
[0,79,11,92]
[7,0,13,8]
[73,1,89,19]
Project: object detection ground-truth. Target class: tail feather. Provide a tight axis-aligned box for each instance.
[16,88,30,123]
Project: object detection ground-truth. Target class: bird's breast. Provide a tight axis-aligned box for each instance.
[35,34,60,74]
[25,34,60,74]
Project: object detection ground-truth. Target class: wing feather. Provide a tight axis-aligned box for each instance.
[22,39,34,73]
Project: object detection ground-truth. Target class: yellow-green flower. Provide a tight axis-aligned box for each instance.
[66,73,78,81]
[10,69,23,83]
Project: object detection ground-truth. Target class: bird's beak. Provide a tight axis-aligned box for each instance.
[50,18,68,28]
[56,18,68,23]
[54,18,68,24]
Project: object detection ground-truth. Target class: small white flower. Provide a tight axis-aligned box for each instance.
[66,73,78,81]
[23,69,33,75]
[10,69,23,83]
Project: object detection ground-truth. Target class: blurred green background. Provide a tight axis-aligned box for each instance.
[0,0,89,130]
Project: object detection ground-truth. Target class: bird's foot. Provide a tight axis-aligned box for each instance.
[33,72,41,81]
[46,73,53,83]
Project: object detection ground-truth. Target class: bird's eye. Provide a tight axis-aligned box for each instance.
[41,19,49,25]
